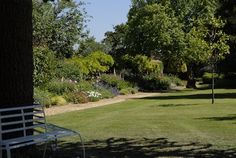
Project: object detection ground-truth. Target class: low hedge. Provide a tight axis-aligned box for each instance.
[100,74,132,90]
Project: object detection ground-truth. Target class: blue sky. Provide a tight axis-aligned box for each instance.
[82,0,131,42]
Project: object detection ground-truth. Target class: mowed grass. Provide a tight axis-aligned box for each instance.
[48,89,236,157]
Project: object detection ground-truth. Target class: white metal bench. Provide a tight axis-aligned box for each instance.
[0,104,85,158]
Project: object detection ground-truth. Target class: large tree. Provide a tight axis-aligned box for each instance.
[103,24,128,74]
[77,37,109,56]
[33,0,88,58]
[125,0,229,88]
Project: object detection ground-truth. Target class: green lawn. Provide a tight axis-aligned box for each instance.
[48,89,236,158]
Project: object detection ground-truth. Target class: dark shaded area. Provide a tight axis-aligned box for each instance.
[11,137,236,158]
[156,104,197,107]
[82,138,236,158]
[140,92,236,100]
[198,114,236,122]
[0,0,33,107]
[7,137,236,158]
[7,141,83,158]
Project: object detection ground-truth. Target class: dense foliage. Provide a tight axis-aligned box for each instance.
[33,0,235,107]
[33,0,88,58]
[33,46,56,86]
[104,0,230,88]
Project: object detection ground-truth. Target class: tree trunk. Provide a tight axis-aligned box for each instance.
[186,66,196,88]
[113,67,116,76]
[0,0,33,107]
[0,0,33,147]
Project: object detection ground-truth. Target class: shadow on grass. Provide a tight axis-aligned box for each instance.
[140,93,236,100]
[10,137,236,158]
[154,104,198,108]
[198,114,236,122]
[59,137,236,158]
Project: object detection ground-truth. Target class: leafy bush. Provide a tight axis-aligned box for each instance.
[51,96,67,106]
[132,55,163,75]
[77,80,96,91]
[96,81,120,96]
[120,87,138,95]
[140,75,183,91]
[101,74,132,90]
[168,75,185,86]
[202,72,224,84]
[55,52,114,80]
[119,89,130,95]
[55,59,87,81]
[76,80,115,100]
[99,88,115,99]
[157,76,172,90]
[33,46,56,87]
[34,88,53,108]
[122,54,163,77]
[46,80,77,95]
[64,92,89,104]
[85,51,114,76]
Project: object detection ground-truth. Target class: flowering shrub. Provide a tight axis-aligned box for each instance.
[87,91,102,97]
[87,91,102,102]
[64,91,89,104]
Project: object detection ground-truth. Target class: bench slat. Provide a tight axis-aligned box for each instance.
[0,111,43,119]
[1,118,44,126]
[1,123,46,134]
[1,133,48,147]
[0,105,42,113]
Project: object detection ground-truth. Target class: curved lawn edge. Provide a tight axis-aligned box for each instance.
[45,92,160,116]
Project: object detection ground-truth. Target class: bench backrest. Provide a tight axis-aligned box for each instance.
[0,104,47,141]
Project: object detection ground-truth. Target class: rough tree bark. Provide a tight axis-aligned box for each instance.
[0,0,33,107]
[186,66,197,89]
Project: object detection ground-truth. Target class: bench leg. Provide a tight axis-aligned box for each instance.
[77,133,85,158]
[0,147,3,158]
[6,148,11,158]
[0,145,2,158]
[43,141,48,158]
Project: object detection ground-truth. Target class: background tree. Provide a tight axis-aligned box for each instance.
[77,37,109,56]
[33,0,88,58]
[103,24,128,75]
[33,46,57,87]
[124,0,229,88]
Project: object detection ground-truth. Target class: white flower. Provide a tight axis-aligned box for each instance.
[87,91,102,98]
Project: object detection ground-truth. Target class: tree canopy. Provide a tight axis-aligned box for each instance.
[103,0,230,87]
[33,0,88,58]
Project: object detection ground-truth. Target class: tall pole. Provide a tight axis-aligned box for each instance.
[212,63,215,104]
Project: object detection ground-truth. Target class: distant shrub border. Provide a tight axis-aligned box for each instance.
[100,74,133,90]
[140,75,184,91]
